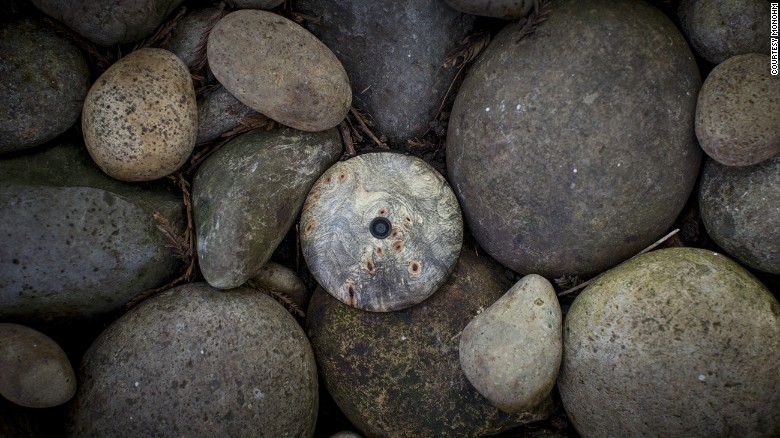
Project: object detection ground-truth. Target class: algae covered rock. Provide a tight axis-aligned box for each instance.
[447,0,701,277]
[193,127,342,289]
[67,283,318,437]
[559,248,780,437]
[0,142,184,323]
[306,250,553,437]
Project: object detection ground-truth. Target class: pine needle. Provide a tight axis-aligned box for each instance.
[134,5,188,51]
[516,0,552,43]
[246,280,306,317]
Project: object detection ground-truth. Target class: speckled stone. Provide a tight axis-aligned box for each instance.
[300,152,462,312]
[193,127,342,289]
[0,142,184,323]
[227,0,284,8]
[67,283,319,437]
[699,155,780,274]
[695,54,779,166]
[0,19,89,153]
[559,248,780,437]
[294,0,474,145]
[0,323,76,408]
[306,250,553,438]
[446,0,702,277]
[459,274,562,414]
[196,85,256,145]
[677,0,771,65]
[29,0,183,46]
[207,9,351,131]
[443,0,533,19]
[82,48,197,182]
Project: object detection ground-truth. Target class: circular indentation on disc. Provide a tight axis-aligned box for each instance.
[370,217,392,239]
[300,152,464,312]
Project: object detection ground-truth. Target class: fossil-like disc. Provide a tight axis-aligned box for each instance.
[301,152,462,312]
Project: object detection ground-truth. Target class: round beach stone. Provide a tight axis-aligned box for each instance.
[446,0,701,277]
[459,274,562,414]
[559,248,780,437]
[0,323,76,408]
[699,155,780,274]
[0,19,89,154]
[207,9,351,131]
[193,127,342,289]
[677,0,771,65]
[0,142,184,324]
[695,54,779,166]
[306,250,553,438]
[443,0,533,19]
[82,48,197,182]
[29,0,183,47]
[300,152,462,312]
[248,262,309,309]
[67,283,318,437]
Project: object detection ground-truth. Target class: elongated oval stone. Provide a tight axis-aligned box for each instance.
[193,128,343,289]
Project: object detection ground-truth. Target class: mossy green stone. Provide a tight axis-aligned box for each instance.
[306,250,553,437]
[559,248,780,437]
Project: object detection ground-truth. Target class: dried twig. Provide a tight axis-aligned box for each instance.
[246,281,306,317]
[338,120,356,156]
[126,174,197,308]
[516,0,552,43]
[557,228,680,297]
[220,113,272,138]
[349,107,387,149]
[443,31,491,69]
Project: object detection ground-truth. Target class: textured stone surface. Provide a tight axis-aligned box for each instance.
[677,0,771,65]
[0,19,89,153]
[29,0,183,46]
[196,85,256,145]
[459,274,561,413]
[67,283,318,437]
[0,142,184,323]
[0,323,76,408]
[306,250,553,438]
[82,48,197,181]
[165,7,220,67]
[559,248,780,437]
[227,0,284,8]
[443,0,533,19]
[300,152,462,312]
[207,9,351,131]
[193,127,342,289]
[248,261,308,309]
[294,0,474,145]
[695,54,779,166]
[699,155,780,274]
[446,0,702,277]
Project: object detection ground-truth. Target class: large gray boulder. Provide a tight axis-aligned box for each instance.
[0,142,184,323]
[447,0,702,277]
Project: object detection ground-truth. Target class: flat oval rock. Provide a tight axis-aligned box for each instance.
[300,152,462,312]
[207,9,351,131]
[695,54,780,166]
[0,323,76,408]
[193,127,343,289]
[82,48,197,182]
[0,19,89,153]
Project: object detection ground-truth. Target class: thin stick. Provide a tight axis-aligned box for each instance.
[338,120,356,156]
[557,228,680,297]
[350,107,387,149]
